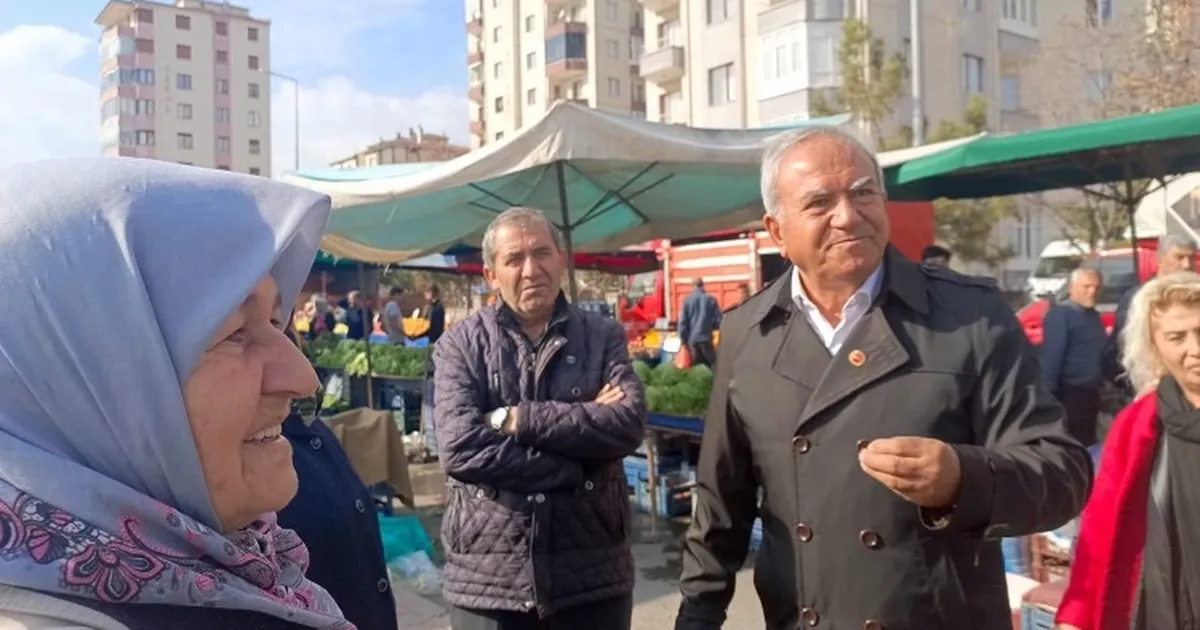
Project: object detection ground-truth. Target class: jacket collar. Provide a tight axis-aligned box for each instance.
[750,247,929,325]
[492,292,573,334]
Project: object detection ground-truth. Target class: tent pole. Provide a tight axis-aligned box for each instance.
[555,161,580,302]
[358,262,376,409]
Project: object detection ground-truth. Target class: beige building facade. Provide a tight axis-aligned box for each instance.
[467,0,647,147]
[330,129,470,169]
[96,0,271,175]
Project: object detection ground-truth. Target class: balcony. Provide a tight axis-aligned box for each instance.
[468,50,483,66]
[547,58,588,80]
[640,0,680,13]
[468,82,483,102]
[546,20,586,38]
[546,0,574,8]
[640,45,685,83]
[470,120,485,138]
[466,12,482,36]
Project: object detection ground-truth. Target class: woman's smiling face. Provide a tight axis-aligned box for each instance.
[183,275,319,532]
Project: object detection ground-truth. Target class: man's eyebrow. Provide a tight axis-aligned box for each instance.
[849,176,875,190]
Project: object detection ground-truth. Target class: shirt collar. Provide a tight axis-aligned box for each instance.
[791,263,884,317]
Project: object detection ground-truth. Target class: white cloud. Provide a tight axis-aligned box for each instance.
[0,22,468,175]
[248,0,427,70]
[270,77,468,175]
[0,25,98,168]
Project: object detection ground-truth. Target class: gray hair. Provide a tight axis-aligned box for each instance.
[481,207,564,269]
[1069,266,1102,283]
[1121,271,1200,394]
[760,126,887,217]
[1158,234,1196,255]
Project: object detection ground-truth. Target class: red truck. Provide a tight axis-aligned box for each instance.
[618,201,936,328]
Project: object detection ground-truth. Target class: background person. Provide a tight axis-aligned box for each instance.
[433,207,645,630]
[0,158,351,629]
[1041,267,1107,446]
[1057,271,1200,630]
[677,277,721,367]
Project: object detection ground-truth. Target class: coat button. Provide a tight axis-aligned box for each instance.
[534,493,546,503]
[795,523,813,542]
[376,577,390,593]
[476,489,486,499]
[863,621,884,630]
[355,499,367,513]
[800,607,820,626]
[792,436,811,453]
[859,530,882,549]
[571,387,581,396]
[584,481,595,491]
[309,436,323,450]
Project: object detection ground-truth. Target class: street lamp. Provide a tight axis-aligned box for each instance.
[264,69,300,172]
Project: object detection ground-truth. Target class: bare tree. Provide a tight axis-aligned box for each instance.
[1024,2,1200,245]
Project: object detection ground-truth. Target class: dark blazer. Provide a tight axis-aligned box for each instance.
[676,250,1094,630]
[278,414,398,630]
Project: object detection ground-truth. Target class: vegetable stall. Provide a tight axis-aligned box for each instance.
[304,335,432,432]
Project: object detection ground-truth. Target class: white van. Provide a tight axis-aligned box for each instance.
[1025,239,1093,299]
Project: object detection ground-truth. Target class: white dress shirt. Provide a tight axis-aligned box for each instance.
[790,264,884,355]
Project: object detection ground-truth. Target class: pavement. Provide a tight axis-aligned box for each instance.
[394,463,765,630]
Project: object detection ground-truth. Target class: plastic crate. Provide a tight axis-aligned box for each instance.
[623,454,686,481]
[375,378,424,433]
[749,518,764,551]
[1020,604,1054,630]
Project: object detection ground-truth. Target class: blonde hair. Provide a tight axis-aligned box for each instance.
[1121,270,1200,394]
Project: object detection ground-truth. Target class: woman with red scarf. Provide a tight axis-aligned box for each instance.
[1058,271,1200,630]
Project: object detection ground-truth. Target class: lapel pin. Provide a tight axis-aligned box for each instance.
[848,349,867,367]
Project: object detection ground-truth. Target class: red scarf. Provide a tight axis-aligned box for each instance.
[1057,393,1161,630]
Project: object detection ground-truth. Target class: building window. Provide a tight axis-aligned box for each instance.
[135,98,153,114]
[1000,75,1020,112]
[177,133,194,149]
[811,0,847,19]
[493,61,503,79]
[215,21,228,36]
[248,27,259,41]
[216,78,229,94]
[607,39,620,58]
[545,32,586,63]
[176,44,191,60]
[176,73,192,90]
[495,131,504,141]
[606,0,619,20]
[492,26,501,43]
[215,107,230,123]
[249,139,261,155]
[135,130,155,146]
[607,77,621,96]
[248,82,261,98]
[1087,71,1112,102]
[177,103,192,119]
[134,8,153,23]
[494,96,505,113]
[216,137,231,154]
[1086,0,1112,27]
[962,55,984,92]
[707,0,729,24]
[527,88,537,105]
[215,50,228,64]
[135,38,154,54]
[248,111,261,127]
[249,167,261,176]
[525,15,534,32]
[248,55,260,70]
[526,52,536,69]
[962,0,981,10]
[708,63,735,105]
[175,15,190,30]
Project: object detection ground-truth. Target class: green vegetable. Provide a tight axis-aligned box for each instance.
[635,361,713,417]
[307,336,429,379]
[632,360,654,384]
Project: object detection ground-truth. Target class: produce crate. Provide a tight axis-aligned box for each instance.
[749,517,763,551]
[646,412,704,435]
[374,376,425,433]
[623,453,686,481]
[1030,534,1070,583]
[1020,577,1066,630]
[1003,537,1030,576]
[630,472,693,518]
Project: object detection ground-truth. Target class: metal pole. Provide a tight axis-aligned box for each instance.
[292,78,300,172]
[910,0,925,146]
[554,161,580,302]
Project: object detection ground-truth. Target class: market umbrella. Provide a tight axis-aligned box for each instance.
[885,103,1200,201]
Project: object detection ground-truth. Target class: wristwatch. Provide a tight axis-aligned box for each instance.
[488,407,510,432]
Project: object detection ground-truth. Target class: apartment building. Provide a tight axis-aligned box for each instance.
[95,0,271,175]
[330,128,470,169]
[466,0,647,147]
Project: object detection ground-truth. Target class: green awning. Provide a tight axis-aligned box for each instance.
[885,104,1200,201]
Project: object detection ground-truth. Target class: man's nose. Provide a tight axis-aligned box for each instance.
[829,196,862,229]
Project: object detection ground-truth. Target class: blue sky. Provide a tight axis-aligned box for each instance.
[0,0,470,173]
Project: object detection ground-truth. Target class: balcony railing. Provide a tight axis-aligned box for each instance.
[640,45,685,83]
[640,0,680,13]
[467,50,483,65]
[547,58,588,80]
[468,83,483,103]
[546,20,587,38]
[466,12,482,36]
[470,120,485,137]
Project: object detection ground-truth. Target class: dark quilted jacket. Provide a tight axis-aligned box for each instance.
[432,297,646,617]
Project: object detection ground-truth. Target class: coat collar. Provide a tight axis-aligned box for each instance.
[750,247,929,325]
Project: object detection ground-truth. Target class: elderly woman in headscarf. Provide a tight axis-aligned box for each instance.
[1057,271,1200,630]
[0,158,355,629]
